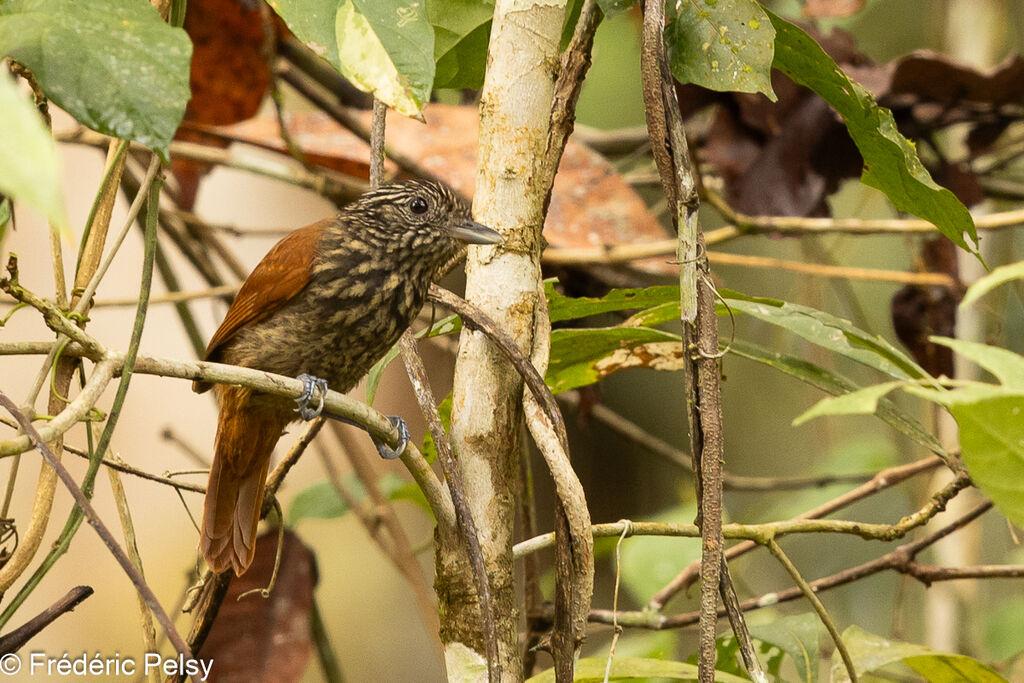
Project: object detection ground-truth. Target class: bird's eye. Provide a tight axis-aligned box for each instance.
[408,196,429,215]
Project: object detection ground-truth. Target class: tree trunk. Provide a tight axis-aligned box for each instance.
[437,1,567,680]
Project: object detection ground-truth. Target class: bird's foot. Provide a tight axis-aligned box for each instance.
[375,415,410,460]
[295,374,328,420]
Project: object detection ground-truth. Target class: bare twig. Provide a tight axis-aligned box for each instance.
[648,455,944,609]
[767,539,857,682]
[398,333,498,679]
[566,502,994,630]
[0,394,195,667]
[0,585,93,654]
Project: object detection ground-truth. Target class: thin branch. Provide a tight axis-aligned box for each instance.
[58,126,366,203]
[767,539,857,683]
[428,285,567,452]
[523,282,594,672]
[0,394,195,665]
[571,502,994,630]
[647,455,944,610]
[515,472,974,557]
[0,319,457,534]
[398,334,497,678]
[0,585,93,654]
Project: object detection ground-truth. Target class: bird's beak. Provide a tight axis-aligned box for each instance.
[450,218,503,245]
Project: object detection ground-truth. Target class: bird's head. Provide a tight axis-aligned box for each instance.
[345,180,502,263]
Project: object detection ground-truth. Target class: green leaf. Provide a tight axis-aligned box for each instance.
[0,0,191,160]
[365,344,398,406]
[931,337,1024,388]
[899,340,1024,527]
[526,656,750,682]
[728,339,947,457]
[947,395,1024,529]
[834,625,1007,683]
[546,326,682,394]
[338,0,434,116]
[767,11,978,254]
[0,73,66,229]
[665,0,776,99]
[287,472,418,525]
[723,290,929,380]
[288,480,350,525]
[748,614,822,683]
[428,0,492,90]
[272,0,434,116]
[792,381,904,426]
[419,393,452,464]
[905,654,1008,683]
[271,0,342,69]
[960,260,1024,310]
[546,280,680,323]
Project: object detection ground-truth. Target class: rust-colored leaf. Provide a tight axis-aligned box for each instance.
[184,0,275,127]
[199,529,316,682]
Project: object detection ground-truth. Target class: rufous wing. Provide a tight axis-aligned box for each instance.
[192,220,329,393]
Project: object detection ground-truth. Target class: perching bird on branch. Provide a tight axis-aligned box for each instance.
[193,180,502,575]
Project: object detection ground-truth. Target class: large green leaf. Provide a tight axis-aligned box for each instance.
[834,625,1006,683]
[767,11,978,254]
[428,0,492,89]
[272,0,342,69]
[947,395,1024,529]
[272,0,434,116]
[665,0,776,99]
[931,337,1024,387]
[0,0,191,160]
[903,339,1024,528]
[0,72,66,229]
[526,656,749,683]
[547,326,682,394]
[748,614,822,683]
[546,280,680,323]
[347,0,434,114]
[723,291,929,380]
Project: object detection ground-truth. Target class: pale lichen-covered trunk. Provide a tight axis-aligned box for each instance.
[438,1,567,680]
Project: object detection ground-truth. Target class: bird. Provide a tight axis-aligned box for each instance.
[193,179,502,575]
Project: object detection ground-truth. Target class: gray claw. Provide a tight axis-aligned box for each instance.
[375,415,410,460]
[295,374,328,421]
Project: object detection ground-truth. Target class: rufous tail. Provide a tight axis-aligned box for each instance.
[201,385,290,575]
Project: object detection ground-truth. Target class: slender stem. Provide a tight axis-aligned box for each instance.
[310,596,346,683]
[0,393,194,663]
[767,539,858,682]
[399,332,500,680]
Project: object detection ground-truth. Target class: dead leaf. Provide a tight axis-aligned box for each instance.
[198,529,317,682]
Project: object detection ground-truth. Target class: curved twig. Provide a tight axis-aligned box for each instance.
[0,394,194,663]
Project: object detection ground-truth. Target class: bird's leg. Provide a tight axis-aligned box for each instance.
[295,374,410,460]
[375,416,411,460]
[294,374,328,420]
